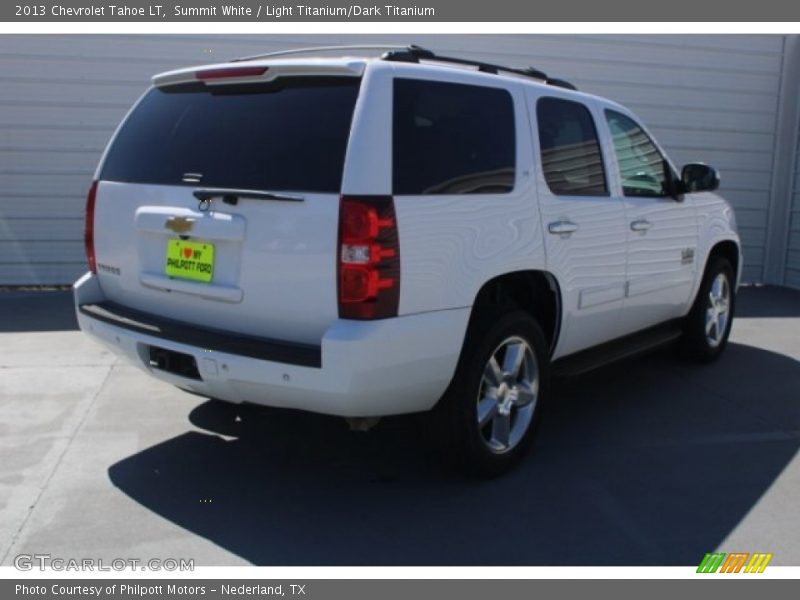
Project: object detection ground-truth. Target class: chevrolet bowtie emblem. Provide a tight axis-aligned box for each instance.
[165,216,195,234]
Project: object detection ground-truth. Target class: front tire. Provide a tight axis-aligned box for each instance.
[439,309,550,476]
[681,256,735,362]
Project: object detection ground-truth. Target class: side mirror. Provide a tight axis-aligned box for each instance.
[682,163,720,193]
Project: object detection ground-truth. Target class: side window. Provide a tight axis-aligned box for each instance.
[605,109,669,198]
[536,97,608,196]
[393,78,515,195]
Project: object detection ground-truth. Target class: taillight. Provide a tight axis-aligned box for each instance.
[195,66,268,81]
[84,180,98,274]
[338,196,400,320]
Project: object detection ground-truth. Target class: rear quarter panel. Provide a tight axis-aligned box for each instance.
[344,63,546,316]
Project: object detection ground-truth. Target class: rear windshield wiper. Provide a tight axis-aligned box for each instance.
[193,187,305,205]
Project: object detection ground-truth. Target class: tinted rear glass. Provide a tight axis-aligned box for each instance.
[101,77,361,193]
[393,78,515,195]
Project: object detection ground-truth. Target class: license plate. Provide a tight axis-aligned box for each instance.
[165,239,214,283]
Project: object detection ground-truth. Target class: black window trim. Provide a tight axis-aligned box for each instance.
[536,95,610,198]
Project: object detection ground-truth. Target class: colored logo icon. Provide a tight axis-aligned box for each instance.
[697,552,773,573]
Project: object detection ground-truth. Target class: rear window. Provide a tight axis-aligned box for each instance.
[393,78,516,195]
[101,77,361,193]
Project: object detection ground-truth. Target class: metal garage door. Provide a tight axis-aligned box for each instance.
[0,34,788,284]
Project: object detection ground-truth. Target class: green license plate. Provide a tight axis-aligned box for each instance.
[165,239,214,283]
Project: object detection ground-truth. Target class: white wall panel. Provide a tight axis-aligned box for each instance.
[0,34,788,284]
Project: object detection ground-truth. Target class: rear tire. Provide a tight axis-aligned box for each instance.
[438,309,550,477]
[680,255,735,362]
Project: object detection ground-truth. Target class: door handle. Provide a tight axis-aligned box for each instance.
[548,220,579,236]
[630,219,652,232]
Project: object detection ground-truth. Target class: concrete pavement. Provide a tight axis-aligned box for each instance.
[1,286,798,566]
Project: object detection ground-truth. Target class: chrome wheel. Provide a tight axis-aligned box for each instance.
[476,336,539,454]
[705,273,730,348]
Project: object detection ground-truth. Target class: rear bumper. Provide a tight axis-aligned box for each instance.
[79,301,322,368]
[74,272,469,417]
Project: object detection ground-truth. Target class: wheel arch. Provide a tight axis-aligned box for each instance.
[467,270,562,356]
[685,237,741,318]
[707,239,741,285]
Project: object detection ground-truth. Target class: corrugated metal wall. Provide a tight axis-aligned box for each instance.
[787,118,800,289]
[0,34,789,284]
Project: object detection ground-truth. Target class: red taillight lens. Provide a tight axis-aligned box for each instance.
[84,180,98,274]
[338,196,400,320]
[195,66,268,81]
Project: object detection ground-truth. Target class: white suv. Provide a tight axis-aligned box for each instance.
[74,45,741,474]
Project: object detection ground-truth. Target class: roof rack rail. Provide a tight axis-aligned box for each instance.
[231,44,409,63]
[381,45,578,91]
[230,44,578,91]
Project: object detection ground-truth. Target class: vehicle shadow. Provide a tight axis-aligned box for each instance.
[0,290,77,332]
[108,341,800,565]
[736,285,800,318]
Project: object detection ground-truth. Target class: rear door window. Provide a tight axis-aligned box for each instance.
[536,97,608,196]
[101,77,361,193]
[392,78,516,195]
